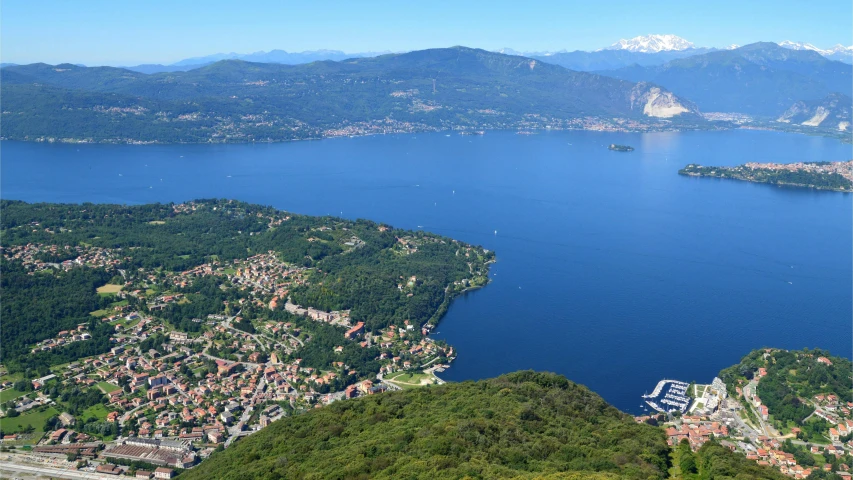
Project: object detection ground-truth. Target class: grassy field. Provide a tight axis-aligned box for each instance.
[0,406,60,438]
[0,373,25,385]
[97,284,124,294]
[0,387,28,403]
[81,403,111,421]
[97,381,121,393]
[94,299,129,315]
[385,372,436,389]
[223,268,237,275]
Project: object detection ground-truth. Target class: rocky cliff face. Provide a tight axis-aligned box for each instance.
[777,93,852,130]
[630,84,694,118]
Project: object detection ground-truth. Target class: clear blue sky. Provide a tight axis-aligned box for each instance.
[2,0,851,65]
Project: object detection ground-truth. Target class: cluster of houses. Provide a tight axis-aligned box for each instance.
[1,242,125,273]
[738,366,771,420]
[27,306,452,464]
[726,353,853,477]
[742,436,850,479]
[3,207,477,473]
[284,300,350,326]
[742,161,853,183]
[31,324,92,353]
[173,251,310,304]
[665,416,729,449]
[322,118,436,138]
[811,392,853,442]
[343,380,387,399]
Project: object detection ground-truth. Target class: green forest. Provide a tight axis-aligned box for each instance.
[182,371,672,480]
[0,257,114,371]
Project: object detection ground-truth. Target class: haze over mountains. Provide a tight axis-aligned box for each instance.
[1,37,851,143]
[123,49,391,74]
[0,46,700,143]
[36,34,848,74]
[530,35,852,72]
[598,42,852,118]
[779,40,853,63]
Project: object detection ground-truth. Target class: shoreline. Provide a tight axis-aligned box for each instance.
[2,121,848,147]
[679,162,853,192]
[421,260,496,379]
[682,171,853,192]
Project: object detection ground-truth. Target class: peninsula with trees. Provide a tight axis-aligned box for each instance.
[679,161,853,191]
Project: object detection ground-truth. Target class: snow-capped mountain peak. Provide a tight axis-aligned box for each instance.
[603,34,694,53]
[778,41,853,62]
[828,44,853,54]
[779,40,826,53]
[779,41,852,55]
[496,48,523,56]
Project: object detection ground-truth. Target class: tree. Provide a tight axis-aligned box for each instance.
[680,454,697,474]
[44,415,60,432]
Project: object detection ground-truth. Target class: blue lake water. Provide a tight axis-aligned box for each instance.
[2,130,851,414]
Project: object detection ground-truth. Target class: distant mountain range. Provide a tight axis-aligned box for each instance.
[603,34,699,53]
[779,41,853,63]
[25,35,846,76]
[122,49,390,74]
[528,35,852,71]
[531,48,720,72]
[511,35,732,72]
[2,41,850,143]
[596,42,852,116]
[0,47,700,144]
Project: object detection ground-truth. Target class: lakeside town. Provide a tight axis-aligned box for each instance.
[12,113,703,146]
[679,160,853,192]
[0,200,492,478]
[740,160,853,183]
[637,350,853,479]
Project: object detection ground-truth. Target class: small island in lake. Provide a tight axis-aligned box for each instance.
[679,160,853,192]
[608,144,634,152]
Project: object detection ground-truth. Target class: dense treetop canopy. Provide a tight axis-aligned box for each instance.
[183,371,672,480]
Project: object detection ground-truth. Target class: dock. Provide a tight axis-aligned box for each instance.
[642,379,691,413]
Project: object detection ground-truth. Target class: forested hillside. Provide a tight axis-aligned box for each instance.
[0,47,700,143]
[0,200,492,377]
[0,258,114,366]
[182,371,672,480]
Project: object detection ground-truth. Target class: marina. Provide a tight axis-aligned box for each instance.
[643,379,691,413]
